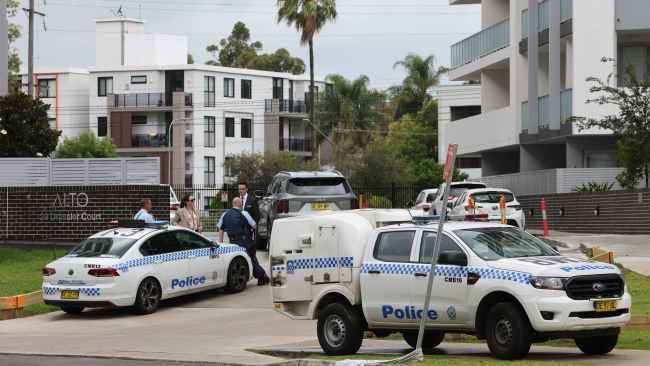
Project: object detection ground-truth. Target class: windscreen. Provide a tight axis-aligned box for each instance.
[472,191,515,203]
[454,227,558,260]
[68,237,138,258]
[287,177,350,196]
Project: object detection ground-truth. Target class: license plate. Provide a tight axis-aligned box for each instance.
[60,290,80,300]
[311,202,329,211]
[593,300,617,312]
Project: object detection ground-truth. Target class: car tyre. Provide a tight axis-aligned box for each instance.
[317,303,364,355]
[485,302,532,360]
[575,334,619,355]
[60,305,84,314]
[256,219,270,251]
[401,330,445,351]
[225,257,250,293]
[134,277,161,315]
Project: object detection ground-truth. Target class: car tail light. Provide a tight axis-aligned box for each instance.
[465,213,489,221]
[42,267,56,276]
[509,204,521,210]
[277,200,289,214]
[88,268,120,277]
[170,203,180,211]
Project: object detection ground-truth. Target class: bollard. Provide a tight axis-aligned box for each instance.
[499,193,507,224]
[541,197,549,237]
[467,196,476,216]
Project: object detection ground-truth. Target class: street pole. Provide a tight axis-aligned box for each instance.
[167,118,190,187]
[24,0,45,97]
[0,0,8,96]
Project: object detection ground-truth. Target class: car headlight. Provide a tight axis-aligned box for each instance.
[529,276,567,290]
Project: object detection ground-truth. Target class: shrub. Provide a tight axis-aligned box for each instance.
[575,182,614,193]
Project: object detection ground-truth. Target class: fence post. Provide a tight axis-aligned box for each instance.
[391,182,396,208]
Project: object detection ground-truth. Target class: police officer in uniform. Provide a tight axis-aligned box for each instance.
[218,197,270,285]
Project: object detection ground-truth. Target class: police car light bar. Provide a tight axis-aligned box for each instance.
[111,220,170,229]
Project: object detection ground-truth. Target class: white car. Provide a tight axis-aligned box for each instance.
[42,224,252,315]
[432,181,487,215]
[411,188,438,214]
[271,211,631,359]
[449,188,525,229]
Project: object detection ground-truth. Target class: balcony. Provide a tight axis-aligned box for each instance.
[443,106,518,155]
[521,89,573,141]
[450,19,510,70]
[265,99,308,114]
[113,93,193,109]
[522,0,572,39]
[132,134,168,148]
[280,138,312,153]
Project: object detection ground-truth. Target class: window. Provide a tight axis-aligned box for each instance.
[241,118,252,138]
[619,46,649,86]
[174,230,212,250]
[98,77,113,97]
[419,232,467,265]
[97,117,108,137]
[204,76,215,107]
[131,115,147,125]
[454,227,558,261]
[38,79,56,98]
[456,157,481,169]
[224,78,235,98]
[139,232,182,256]
[273,78,283,99]
[69,237,138,258]
[286,178,351,196]
[204,196,216,210]
[241,79,252,99]
[185,174,193,187]
[471,191,515,204]
[204,156,215,186]
[204,116,216,147]
[131,75,147,84]
[373,231,416,263]
[225,117,235,137]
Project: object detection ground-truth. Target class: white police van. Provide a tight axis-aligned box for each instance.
[42,222,252,315]
[270,210,631,360]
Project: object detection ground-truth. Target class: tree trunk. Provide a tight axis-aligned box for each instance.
[309,38,317,160]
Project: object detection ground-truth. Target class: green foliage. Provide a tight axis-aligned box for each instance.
[367,195,392,208]
[7,0,21,92]
[187,53,194,64]
[225,152,319,186]
[0,93,60,157]
[54,132,117,158]
[276,0,338,45]
[575,63,650,188]
[574,182,614,193]
[390,54,448,119]
[205,22,305,74]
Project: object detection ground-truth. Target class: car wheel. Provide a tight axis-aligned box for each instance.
[60,305,84,314]
[575,334,619,355]
[317,303,364,355]
[225,257,250,293]
[401,330,445,351]
[485,302,532,360]
[134,277,161,315]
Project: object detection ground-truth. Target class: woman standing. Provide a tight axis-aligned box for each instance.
[172,194,202,232]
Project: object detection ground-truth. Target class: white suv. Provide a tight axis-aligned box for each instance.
[449,188,525,229]
[432,181,487,215]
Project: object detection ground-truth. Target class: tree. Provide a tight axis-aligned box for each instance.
[205,22,305,74]
[54,132,117,158]
[390,54,447,119]
[0,93,60,157]
[277,0,338,153]
[225,152,319,186]
[574,64,650,189]
[187,53,194,64]
[8,0,21,92]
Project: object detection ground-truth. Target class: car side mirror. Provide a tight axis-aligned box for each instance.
[211,241,220,248]
[439,251,467,267]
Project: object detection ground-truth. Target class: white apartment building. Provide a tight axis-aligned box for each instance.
[24,17,325,190]
[440,0,650,187]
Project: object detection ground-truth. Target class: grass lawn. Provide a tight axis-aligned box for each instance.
[314,354,588,366]
[0,247,66,318]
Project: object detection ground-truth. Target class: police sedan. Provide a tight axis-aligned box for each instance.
[42,223,252,315]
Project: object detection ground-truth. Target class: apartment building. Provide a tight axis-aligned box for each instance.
[441,0,650,188]
[25,17,324,189]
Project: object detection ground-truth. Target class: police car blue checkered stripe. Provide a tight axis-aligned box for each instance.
[112,245,247,272]
[360,263,531,284]
[285,256,354,272]
[42,286,101,297]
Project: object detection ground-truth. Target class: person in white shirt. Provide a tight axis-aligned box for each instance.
[134,198,156,223]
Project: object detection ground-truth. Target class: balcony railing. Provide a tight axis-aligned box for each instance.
[280,138,312,153]
[522,0,573,39]
[522,88,573,132]
[451,19,509,69]
[114,93,193,108]
[132,134,168,148]
[265,99,308,114]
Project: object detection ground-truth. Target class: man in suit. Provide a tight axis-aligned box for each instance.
[238,181,260,223]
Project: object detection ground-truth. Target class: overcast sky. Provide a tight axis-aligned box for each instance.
[13,0,480,89]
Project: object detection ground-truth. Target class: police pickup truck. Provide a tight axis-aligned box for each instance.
[270,210,631,360]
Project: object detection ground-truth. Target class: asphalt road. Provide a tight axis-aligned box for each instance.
[0,354,223,366]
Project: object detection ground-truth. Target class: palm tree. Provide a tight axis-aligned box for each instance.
[391,53,448,119]
[277,0,338,153]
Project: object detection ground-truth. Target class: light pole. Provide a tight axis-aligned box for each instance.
[167,118,191,186]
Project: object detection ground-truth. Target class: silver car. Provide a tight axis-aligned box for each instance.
[256,171,356,249]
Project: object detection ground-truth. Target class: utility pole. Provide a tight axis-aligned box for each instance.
[0,0,8,96]
[24,0,45,97]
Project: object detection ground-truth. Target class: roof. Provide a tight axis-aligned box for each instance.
[88,63,326,82]
[277,170,345,178]
[464,187,514,195]
[19,68,90,76]
[94,17,145,24]
[379,220,513,232]
[91,226,197,241]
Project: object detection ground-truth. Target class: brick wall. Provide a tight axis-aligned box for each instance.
[0,185,168,243]
[519,190,650,234]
